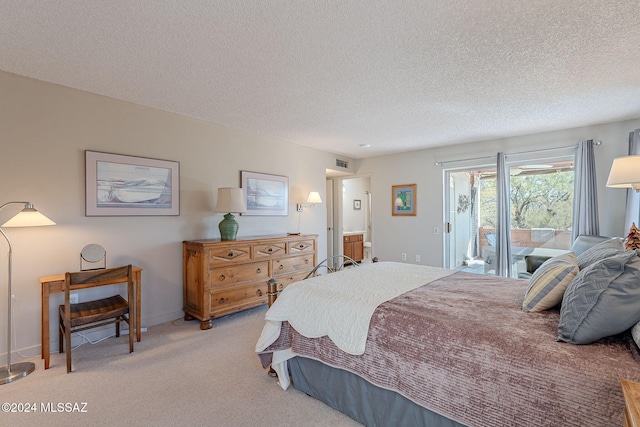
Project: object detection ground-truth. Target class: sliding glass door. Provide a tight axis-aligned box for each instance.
[445,157,574,276]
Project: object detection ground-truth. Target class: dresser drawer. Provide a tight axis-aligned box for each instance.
[276,270,311,289]
[209,245,251,266]
[253,242,286,259]
[288,239,315,254]
[210,282,267,311]
[274,255,314,275]
[211,261,269,286]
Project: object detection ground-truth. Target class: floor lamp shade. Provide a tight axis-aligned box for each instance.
[0,202,55,385]
[214,188,247,241]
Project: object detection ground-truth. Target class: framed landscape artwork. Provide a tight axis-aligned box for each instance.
[241,171,289,216]
[85,150,180,216]
[392,184,416,216]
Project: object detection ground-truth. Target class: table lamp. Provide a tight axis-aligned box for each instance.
[0,202,55,384]
[214,188,247,241]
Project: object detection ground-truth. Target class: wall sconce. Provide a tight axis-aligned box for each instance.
[1,202,55,384]
[606,155,640,192]
[296,191,323,212]
[291,192,323,235]
[214,188,247,241]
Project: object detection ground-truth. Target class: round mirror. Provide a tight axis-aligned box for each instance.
[81,243,106,263]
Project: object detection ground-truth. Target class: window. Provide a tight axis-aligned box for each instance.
[446,158,574,276]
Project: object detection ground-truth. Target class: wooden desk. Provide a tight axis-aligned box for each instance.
[39,266,142,370]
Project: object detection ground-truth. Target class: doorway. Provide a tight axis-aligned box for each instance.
[327,176,372,265]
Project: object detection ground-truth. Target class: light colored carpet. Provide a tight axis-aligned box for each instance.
[0,306,361,426]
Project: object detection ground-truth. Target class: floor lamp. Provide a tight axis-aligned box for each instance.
[0,202,55,384]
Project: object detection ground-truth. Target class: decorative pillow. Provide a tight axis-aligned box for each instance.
[557,250,640,344]
[522,252,579,312]
[575,237,624,270]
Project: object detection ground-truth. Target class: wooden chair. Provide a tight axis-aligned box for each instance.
[58,265,134,373]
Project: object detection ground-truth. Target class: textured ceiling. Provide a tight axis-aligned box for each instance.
[1,1,640,159]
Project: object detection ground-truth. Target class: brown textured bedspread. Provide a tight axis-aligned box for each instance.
[262,271,640,427]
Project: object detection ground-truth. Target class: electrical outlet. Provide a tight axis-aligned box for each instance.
[70,293,79,304]
[433,226,439,235]
[416,254,421,262]
[401,253,407,261]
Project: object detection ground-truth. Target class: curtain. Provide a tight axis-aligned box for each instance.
[495,152,512,277]
[572,139,599,241]
[625,129,640,229]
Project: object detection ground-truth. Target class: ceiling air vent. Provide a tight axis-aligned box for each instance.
[336,159,349,169]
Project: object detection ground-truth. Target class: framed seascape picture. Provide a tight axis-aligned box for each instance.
[85,151,180,216]
[241,171,289,216]
[392,184,416,216]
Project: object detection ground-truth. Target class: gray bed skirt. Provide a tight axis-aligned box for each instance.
[289,356,467,427]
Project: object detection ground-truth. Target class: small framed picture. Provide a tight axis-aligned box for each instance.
[354,199,361,210]
[392,184,416,216]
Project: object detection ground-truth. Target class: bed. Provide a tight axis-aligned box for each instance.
[256,253,640,427]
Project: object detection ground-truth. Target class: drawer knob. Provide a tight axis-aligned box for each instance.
[268,248,273,252]
[256,267,261,273]
[299,244,304,248]
[219,274,226,281]
[256,289,263,297]
[228,252,234,257]
[219,297,227,304]
[279,264,284,270]
[305,259,309,264]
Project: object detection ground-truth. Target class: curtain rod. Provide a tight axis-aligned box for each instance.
[434,140,602,166]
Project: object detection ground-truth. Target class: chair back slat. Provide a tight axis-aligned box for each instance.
[66,265,131,288]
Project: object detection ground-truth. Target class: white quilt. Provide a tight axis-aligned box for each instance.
[255,262,454,356]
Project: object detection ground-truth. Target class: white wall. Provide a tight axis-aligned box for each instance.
[0,71,352,360]
[357,118,640,267]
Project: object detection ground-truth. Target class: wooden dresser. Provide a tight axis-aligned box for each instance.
[182,234,317,329]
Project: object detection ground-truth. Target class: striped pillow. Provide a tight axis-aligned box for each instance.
[522,252,579,312]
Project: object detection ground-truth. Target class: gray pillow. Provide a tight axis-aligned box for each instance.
[558,250,640,344]
[632,321,640,349]
[575,238,624,270]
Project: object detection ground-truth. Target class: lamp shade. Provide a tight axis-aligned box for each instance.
[214,188,247,213]
[606,155,640,192]
[2,203,55,227]
[306,192,322,205]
